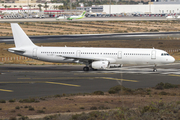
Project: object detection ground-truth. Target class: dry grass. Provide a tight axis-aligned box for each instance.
[0,87,180,119]
[0,21,180,36]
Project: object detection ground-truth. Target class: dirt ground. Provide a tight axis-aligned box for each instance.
[0,87,180,119]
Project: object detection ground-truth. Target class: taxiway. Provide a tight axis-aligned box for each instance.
[0,63,180,100]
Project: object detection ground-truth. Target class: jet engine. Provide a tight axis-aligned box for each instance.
[91,61,109,69]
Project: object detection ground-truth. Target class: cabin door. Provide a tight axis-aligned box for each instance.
[151,50,156,59]
[117,51,122,59]
[32,48,37,57]
[76,50,81,57]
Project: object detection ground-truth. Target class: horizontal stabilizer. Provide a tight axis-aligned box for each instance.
[8,48,26,53]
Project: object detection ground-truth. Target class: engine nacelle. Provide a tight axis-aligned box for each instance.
[91,61,109,69]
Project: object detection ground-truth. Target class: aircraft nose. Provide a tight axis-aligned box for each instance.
[170,56,175,63]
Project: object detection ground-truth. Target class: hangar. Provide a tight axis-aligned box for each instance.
[77,0,180,14]
[103,4,180,14]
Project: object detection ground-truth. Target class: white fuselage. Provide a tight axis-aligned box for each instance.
[13,46,175,65]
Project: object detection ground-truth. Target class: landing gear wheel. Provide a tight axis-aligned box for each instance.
[92,68,98,71]
[153,65,157,72]
[83,67,89,71]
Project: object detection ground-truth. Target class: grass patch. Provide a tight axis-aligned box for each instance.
[0,99,6,103]
[19,98,39,103]
[37,110,45,113]
[155,82,178,90]
[159,91,169,95]
[92,91,104,95]
[9,99,16,103]
[15,106,20,109]
[108,85,134,95]
[71,101,180,120]
[28,106,35,111]
[90,106,97,110]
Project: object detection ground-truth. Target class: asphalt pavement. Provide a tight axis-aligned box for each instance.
[0,63,180,100]
[1,32,180,44]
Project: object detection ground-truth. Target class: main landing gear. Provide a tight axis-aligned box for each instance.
[83,66,98,71]
[83,66,89,71]
[153,65,157,72]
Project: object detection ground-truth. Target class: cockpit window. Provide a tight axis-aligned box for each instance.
[161,53,170,56]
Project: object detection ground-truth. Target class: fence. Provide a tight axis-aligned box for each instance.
[0,56,31,62]
[165,49,179,53]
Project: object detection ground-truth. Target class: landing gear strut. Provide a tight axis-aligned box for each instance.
[153,65,157,72]
[83,66,89,71]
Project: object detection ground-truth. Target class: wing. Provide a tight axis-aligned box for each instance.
[56,55,107,63]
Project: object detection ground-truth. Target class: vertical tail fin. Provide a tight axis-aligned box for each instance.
[81,11,86,17]
[11,23,36,48]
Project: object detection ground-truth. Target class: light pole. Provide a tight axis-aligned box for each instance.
[70,0,72,15]
[27,0,29,18]
[109,0,111,14]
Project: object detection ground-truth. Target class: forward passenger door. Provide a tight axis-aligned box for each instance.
[151,50,156,59]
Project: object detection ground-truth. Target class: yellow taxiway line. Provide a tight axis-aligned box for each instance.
[0,81,80,87]
[169,74,180,77]
[0,89,13,92]
[17,77,138,82]
[45,82,80,87]
[96,77,138,82]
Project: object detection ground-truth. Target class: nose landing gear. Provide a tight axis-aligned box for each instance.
[153,65,157,72]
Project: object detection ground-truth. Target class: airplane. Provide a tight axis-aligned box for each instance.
[8,23,175,72]
[166,15,175,19]
[66,11,86,20]
[56,15,67,20]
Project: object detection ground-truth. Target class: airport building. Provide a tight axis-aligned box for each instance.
[78,0,180,14]
[76,6,103,13]
[103,4,180,14]
[0,3,63,12]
